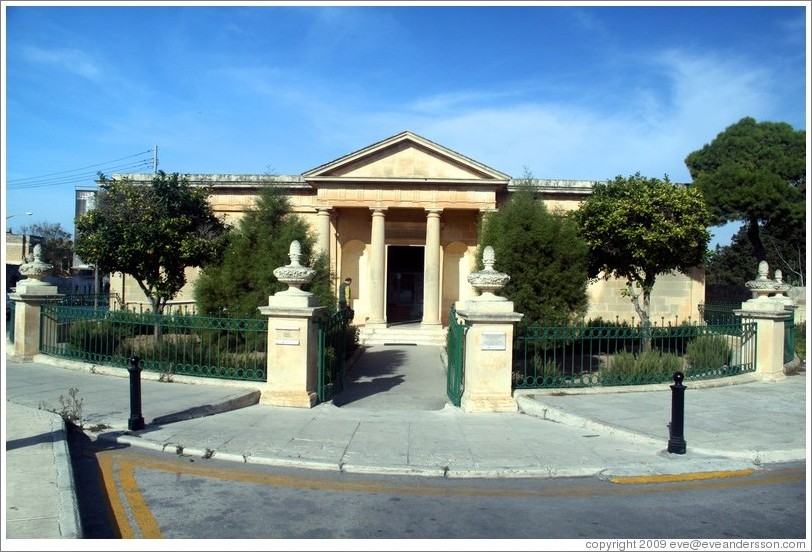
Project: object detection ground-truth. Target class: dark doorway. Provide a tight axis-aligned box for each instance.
[387,245,424,324]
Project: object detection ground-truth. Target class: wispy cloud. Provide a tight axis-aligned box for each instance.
[21,45,103,82]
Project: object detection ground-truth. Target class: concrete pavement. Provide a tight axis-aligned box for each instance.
[2,345,808,540]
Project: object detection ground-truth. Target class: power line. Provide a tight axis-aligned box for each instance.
[6,150,154,190]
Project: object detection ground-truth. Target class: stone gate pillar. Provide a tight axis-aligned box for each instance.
[258,241,326,407]
[8,244,63,359]
[456,246,523,412]
[734,261,791,382]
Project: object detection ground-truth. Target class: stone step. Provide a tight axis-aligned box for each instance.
[358,325,447,347]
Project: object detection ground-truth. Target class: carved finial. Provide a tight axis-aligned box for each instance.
[483,245,496,271]
[18,243,53,282]
[757,260,769,281]
[273,240,315,295]
[467,245,510,301]
[774,269,783,285]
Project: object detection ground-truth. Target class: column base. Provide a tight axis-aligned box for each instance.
[260,389,317,408]
[460,393,517,413]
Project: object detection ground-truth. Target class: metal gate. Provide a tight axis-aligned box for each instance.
[446,304,467,406]
[317,309,349,403]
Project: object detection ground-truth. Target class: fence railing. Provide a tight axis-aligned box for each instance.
[317,309,349,403]
[700,300,796,364]
[697,301,742,325]
[513,319,757,389]
[446,305,467,407]
[40,304,267,382]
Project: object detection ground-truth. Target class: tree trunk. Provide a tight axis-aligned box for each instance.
[747,215,767,262]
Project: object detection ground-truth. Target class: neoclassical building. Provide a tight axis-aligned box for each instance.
[109,131,704,332]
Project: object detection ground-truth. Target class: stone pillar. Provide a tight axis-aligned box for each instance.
[368,208,387,326]
[422,209,442,327]
[258,241,327,407]
[734,261,791,382]
[8,244,63,359]
[316,207,332,259]
[456,246,523,412]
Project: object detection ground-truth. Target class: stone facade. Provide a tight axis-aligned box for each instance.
[106,131,704,325]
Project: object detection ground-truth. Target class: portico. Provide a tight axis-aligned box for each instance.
[302,131,510,329]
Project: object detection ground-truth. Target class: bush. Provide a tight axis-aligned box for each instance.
[685,334,732,371]
[533,353,560,386]
[602,348,683,385]
[69,319,133,357]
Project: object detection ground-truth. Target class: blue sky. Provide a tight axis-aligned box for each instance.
[2,2,808,249]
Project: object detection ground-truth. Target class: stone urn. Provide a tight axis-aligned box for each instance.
[467,245,510,301]
[273,240,316,296]
[745,260,778,300]
[17,244,54,288]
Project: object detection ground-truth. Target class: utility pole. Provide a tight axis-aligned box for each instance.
[153,145,159,173]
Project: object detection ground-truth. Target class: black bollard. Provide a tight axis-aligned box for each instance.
[667,371,686,454]
[128,355,145,431]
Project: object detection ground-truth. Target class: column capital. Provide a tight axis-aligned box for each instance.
[315,206,333,214]
[425,208,443,216]
[370,207,388,215]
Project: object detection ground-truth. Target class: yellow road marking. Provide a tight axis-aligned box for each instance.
[96,449,804,534]
[118,460,163,538]
[610,469,756,485]
[97,452,164,538]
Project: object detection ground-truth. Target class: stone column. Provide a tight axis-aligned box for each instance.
[368,208,387,326]
[734,261,791,382]
[456,246,523,412]
[8,244,63,359]
[422,208,442,327]
[316,207,332,259]
[258,241,327,407]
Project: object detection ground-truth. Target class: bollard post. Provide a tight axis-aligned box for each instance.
[667,371,686,454]
[128,355,145,431]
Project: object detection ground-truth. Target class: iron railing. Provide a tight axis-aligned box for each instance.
[317,309,349,403]
[784,309,796,364]
[697,301,742,326]
[40,304,266,381]
[513,319,757,389]
[446,304,467,406]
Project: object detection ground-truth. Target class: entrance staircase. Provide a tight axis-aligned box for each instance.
[358,323,447,347]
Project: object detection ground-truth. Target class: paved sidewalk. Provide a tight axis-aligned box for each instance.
[2,347,808,541]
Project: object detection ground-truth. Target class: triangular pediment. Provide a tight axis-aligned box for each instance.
[303,131,510,183]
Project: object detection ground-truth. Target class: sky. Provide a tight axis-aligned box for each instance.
[2,1,809,249]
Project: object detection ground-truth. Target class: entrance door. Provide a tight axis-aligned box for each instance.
[386,245,424,324]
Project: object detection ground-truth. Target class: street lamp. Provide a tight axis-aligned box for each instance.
[6,211,33,220]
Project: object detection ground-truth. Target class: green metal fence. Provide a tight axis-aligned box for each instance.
[317,309,349,403]
[40,304,267,381]
[701,300,795,364]
[697,301,743,325]
[446,304,467,407]
[513,319,757,389]
[784,309,795,364]
[6,297,15,343]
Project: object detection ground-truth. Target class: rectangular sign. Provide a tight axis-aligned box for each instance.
[481,331,506,351]
[275,327,300,346]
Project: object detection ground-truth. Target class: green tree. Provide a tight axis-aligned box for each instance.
[19,221,73,276]
[707,224,805,287]
[573,173,711,337]
[74,171,228,315]
[684,117,806,262]
[193,185,334,318]
[478,176,589,326]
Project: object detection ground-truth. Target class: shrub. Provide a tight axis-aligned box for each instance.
[602,348,683,385]
[685,334,732,371]
[533,353,560,386]
[69,319,133,357]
